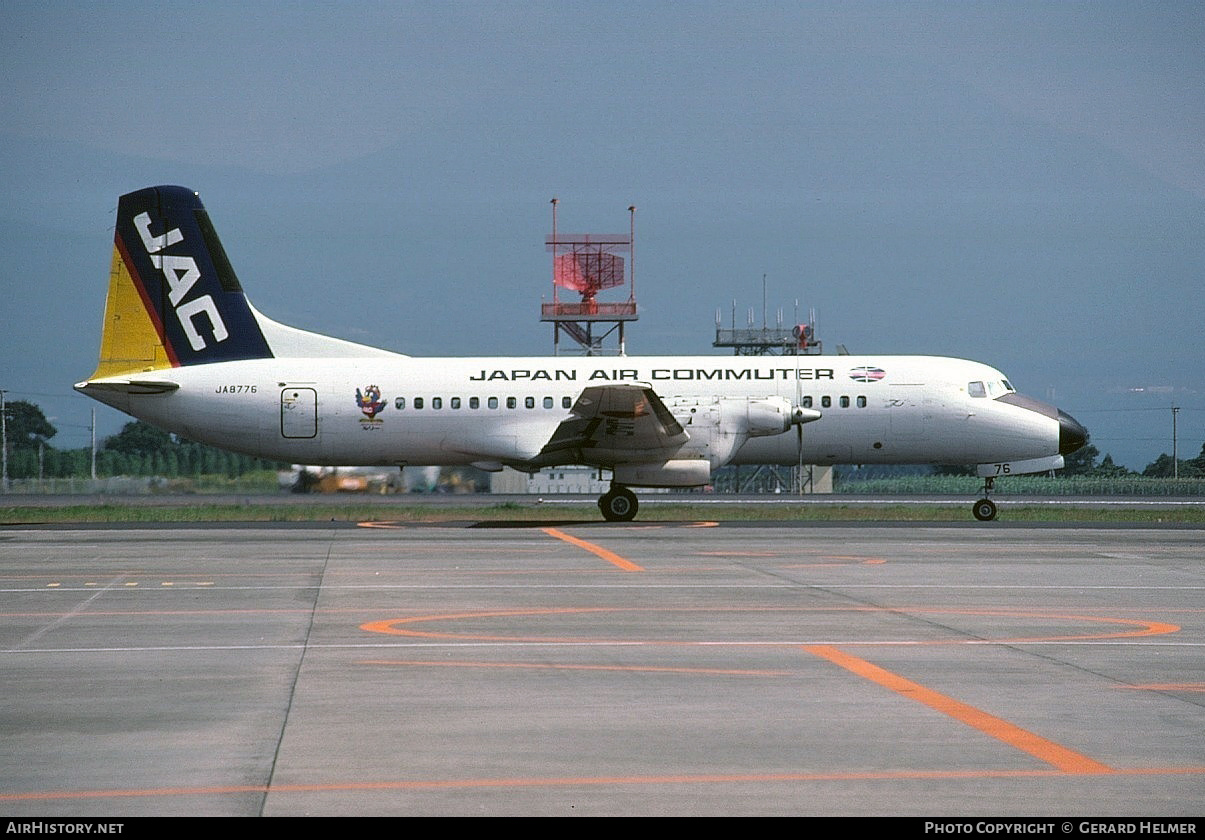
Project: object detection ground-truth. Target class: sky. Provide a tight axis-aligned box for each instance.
[2,1,1203,471]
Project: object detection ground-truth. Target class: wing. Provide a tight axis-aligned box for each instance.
[527,384,689,469]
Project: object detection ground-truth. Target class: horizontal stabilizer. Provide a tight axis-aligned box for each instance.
[74,378,181,395]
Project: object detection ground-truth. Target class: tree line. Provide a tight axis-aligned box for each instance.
[2,400,285,480]
[1054,442,1205,478]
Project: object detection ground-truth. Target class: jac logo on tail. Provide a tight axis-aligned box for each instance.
[134,212,228,351]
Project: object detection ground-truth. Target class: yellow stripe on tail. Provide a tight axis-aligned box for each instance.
[89,243,174,379]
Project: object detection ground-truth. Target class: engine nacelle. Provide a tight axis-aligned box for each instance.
[667,395,798,469]
[743,397,795,437]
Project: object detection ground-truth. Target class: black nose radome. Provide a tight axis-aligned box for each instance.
[1058,410,1089,455]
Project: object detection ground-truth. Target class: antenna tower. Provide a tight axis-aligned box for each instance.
[540,199,638,355]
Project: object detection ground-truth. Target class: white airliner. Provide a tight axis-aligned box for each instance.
[75,186,1088,521]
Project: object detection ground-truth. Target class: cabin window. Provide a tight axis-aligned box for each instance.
[450,397,461,409]
[469,397,479,409]
[801,396,813,408]
[821,396,831,408]
[432,397,442,409]
[543,396,554,409]
[562,396,572,409]
[525,396,535,409]
[414,397,424,409]
[395,397,405,410]
[968,381,987,398]
[840,396,850,408]
[506,397,516,409]
[489,397,499,409]
[857,396,867,408]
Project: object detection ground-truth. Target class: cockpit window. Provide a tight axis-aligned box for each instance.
[968,381,987,398]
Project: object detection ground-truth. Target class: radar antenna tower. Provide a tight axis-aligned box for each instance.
[540,199,638,355]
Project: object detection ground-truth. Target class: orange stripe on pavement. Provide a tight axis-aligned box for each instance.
[803,644,1113,774]
[358,659,788,676]
[8,766,1204,803]
[541,527,644,571]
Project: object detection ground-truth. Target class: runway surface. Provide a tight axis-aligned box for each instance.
[1,519,1202,816]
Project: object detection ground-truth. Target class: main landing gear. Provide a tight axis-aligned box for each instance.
[973,477,998,522]
[598,486,639,522]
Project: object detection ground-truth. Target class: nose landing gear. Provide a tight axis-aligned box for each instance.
[973,477,998,521]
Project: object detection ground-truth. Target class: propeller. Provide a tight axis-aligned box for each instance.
[796,346,804,494]
[797,416,804,494]
[796,343,803,494]
[790,404,823,493]
[790,306,823,493]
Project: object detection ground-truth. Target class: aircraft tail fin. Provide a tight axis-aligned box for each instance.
[83,186,399,383]
[86,186,274,379]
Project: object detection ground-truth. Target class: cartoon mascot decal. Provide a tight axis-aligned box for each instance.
[355,384,387,426]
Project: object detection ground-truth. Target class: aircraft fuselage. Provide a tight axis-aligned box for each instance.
[84,353,1065,472]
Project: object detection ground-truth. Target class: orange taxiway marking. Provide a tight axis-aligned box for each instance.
[540,527,643,571]
[360,605,1179,645]
[5,766,1205,803]
[361,607,618,641]
[357,659,788,676]
[803,644,1113,774]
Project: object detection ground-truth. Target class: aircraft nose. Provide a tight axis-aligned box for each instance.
[1058,410,1089,455]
